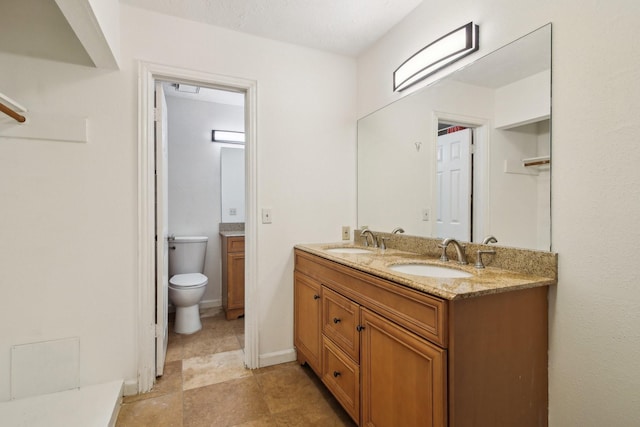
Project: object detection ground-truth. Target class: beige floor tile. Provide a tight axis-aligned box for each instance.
[117,313,352,427]
[166,332,185,362]
[271,400,345,426]
[183,349,252,390]
[117,391,183,427]
[123,360,183,403]
[230,416,278,427]
[183,328,242,359]
[254,363,328,415]
[183,377,271,427]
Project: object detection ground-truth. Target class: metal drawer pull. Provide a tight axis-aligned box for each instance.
[333,317,341,324]
[333,371,341,378]
[313,294,320,300]
[356,325,365,331]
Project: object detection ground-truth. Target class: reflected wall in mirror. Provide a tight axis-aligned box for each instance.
[358,24,551,251]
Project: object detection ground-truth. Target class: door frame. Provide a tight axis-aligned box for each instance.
[137,61,258,393]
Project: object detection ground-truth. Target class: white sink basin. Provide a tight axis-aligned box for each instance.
[388,263,473,278]
[325,247,373,254]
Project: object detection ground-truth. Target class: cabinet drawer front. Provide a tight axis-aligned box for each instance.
[322,337,360,425]
[295,250,447,347]
[322,287,360,362]
[227,236,245,253]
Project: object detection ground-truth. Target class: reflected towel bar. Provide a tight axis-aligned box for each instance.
[523,156,550,167]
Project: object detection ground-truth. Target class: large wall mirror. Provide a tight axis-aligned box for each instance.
[358,24,551,251]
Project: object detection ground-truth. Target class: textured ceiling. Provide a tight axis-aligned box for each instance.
[121,0,424,56]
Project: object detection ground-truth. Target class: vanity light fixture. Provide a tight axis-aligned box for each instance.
[393,22,479,92]
[212,130,245,144]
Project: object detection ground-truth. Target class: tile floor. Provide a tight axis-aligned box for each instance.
[116,311,356,426]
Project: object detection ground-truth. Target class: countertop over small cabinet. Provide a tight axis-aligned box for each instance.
[293,242,556,427]
[220,232,245,320]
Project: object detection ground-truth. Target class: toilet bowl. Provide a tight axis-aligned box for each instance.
[168,236,208,334]
[169,273,208,334]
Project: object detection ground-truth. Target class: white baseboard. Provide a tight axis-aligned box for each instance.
[258,348,297,368]
[199,299,222,310]
[122,380,138,397]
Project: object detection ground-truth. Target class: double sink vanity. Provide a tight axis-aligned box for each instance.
[294,231,557,426]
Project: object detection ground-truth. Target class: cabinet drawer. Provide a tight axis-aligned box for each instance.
[227,236,245,253]
[322,337,360,425]
[322,287,360,362]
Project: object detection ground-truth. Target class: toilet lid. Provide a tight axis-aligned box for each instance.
[169,273,208,288]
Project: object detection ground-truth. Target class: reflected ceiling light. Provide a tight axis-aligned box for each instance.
[393,22,479,92]
[212,130,245,144]
[172,83,200,94]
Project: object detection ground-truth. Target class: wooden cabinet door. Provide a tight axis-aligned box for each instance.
[294,272,322,375]
[227,252,245,310]
[360,308,447,427]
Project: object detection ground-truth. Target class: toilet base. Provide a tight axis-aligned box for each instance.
[174,304,202,334]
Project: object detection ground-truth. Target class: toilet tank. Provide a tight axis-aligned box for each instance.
[168,236,208,277]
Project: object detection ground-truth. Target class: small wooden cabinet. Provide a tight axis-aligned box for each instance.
[294,249,548,427]
[221,235,244,320]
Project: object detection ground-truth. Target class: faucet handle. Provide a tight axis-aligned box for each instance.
[437,243,449,262]
[379,237,388,250]
[475,249,496,269]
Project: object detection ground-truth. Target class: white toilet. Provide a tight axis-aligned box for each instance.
[168,236,208,334]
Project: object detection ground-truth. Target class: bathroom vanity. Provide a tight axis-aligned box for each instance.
[294,241,556,426]
[221,232,245,320]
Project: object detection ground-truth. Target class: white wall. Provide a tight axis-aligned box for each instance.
[166,96,244,305]
[357,0,640,424]
[0,52,137,400]
[0,4,356,400]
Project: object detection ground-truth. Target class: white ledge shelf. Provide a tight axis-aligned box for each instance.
[523,156,550,167]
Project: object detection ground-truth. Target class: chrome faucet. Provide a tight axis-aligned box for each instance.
[392,227,405,234]
[360,229,377,248]
[438,238,468,265]
[482,235,498,244]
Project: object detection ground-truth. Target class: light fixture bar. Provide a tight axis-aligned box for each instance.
[393,22,479,92]
[173,83,200,94]
[212,130,245,144]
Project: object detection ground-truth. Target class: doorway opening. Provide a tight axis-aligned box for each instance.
[155,80,247,376]
[138,62,258,393]
[432,112,489,244]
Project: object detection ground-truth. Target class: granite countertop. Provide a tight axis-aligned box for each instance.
[219,231,245,237]
[295,242,556,300]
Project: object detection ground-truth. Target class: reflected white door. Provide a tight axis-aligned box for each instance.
[436,128,472,241]
[155,82,169,376]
